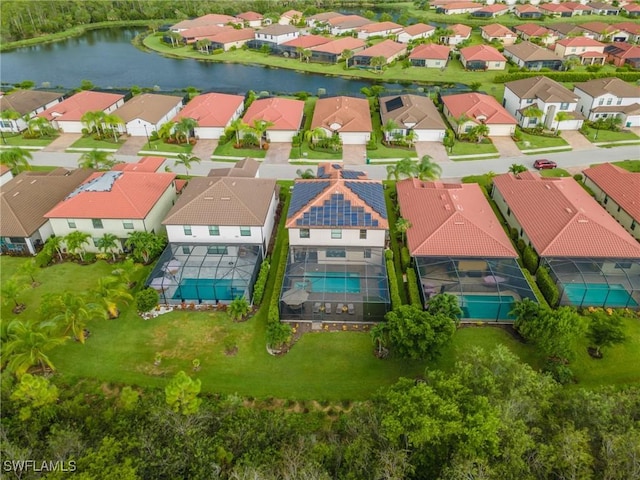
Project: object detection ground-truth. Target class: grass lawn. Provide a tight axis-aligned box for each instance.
[1,133,57,147]
[69,136,124,150]
[450,140,498,156]
[462,173,496,190]
[368,105,417,159]
[214,139,266,158]
[581,126,640,143]
[612,160,640,172]
[516,131,570,151]
[539,168,572,178]
[145,138,193,155]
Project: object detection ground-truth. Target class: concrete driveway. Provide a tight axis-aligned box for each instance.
[117,136,147,156]
[343,144,367,164]
[191,139,218,160]
[264,143,292,164]
[561,130,593,151]
[415,142,449,163]
[41,133,82,152]
[492,136,521,158]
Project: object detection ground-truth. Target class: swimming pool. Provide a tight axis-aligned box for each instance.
[562,283,638,308]
[458,294,516,320]
[173,278,246,301]
[301,272,361,294]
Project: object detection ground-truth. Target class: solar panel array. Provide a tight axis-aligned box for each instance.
[341,170,365,179]
[385,96,404,113]
[317,166,327,178]
[345,181,387,219]
[287,181,330,217]
[295,193,380,227]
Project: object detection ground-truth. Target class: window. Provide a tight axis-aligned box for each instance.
[494,62,501,67]
[529,117,537,125]
[363,248,371,259]
[207,245,228,254]
[604,196,608,204]
[67,220,76,229]
[606,98,613,105]
[240,226,251,237]
[617,98,622,105]
[331,229,342,239]
[91,219,103,229]
[560,103,569,111]
[598,98,604,105]
[359,229,367,240]
[123,221,134,230]
[526,98,534,104]
[615,262,632,269]
[435,60,441,66]
[208,225,220,236]
[182,246,191,254]
[326,249,346,258]
[507,207,511,216]
[631,221,636,231]
[464,125,472,133]
[183,226,192,235]
[299,228,310,239]
[0,120,12,128]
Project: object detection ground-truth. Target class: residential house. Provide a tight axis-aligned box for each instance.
[548,23,591,40]
[310,37,366,63]
[583,163,640,241]
[503,42,564,70]
[397,23,436,43]
[481,24,518,45]
[206,157,261,178]
[173,92,244,140]
[237,11,264,28]
[279,35,331,58]
[0,168,94,255]
[327,15,372,36]
[513,24,557,45]
[614,22,640,42]
[442,92,517,136]
[563,2,594,15]
[153,162,278,304]
[514,4,543,19]
[306,12,343,29]
[587,2,620,15]
[440,24,472,46]
[574,77,640,127]
[436,2,484,14]
[351,40,407,68]
[472,4,511,17]
[554,37,607,64]
[580,22,629,41]
[621,3,640,16]
[0,165,13,186]
[503,76,584,130]
[0,90,65,133]
[242,97,304,143]
[178,25,227,44]
[207,28,256,51]
[254,24,299,45]
[37,90,125,133]
[112,156,165,173]
[112,93,183,137]
[45,168,178,253]
[539,3,575,17]
[492,171,640,309]
[379,94,447,142]
[397,178,536,320]
[355,21,403,40]
[311,96,372,145]
[279,9,303,25]
[171,14,239,31]
[281,163,390,322]
[604,42,640,68]
[459,45,507,70]
[409,43,451,67]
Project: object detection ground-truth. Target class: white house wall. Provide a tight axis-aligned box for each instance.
[267,130,297,142]
[414,128,446,141]
[583,178,640,241]
[339,131,370,145]
[288,228,386,247]
[50,217,147,252]
[398,30,434,43]
[144,185,179,235]
[166,224,265,245]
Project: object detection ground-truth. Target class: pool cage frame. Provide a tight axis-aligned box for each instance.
[279,246,391,322]
[542,257,640,309]
[145,243,263,305]
[414,256,538,322]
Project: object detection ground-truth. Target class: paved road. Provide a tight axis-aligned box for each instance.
[24,145,640,180]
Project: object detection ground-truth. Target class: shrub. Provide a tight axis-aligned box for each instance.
[494,71,640,83]
[510,227,519,242]
[266,321,292,350]
[252,258,270,305]
[386,258,402,310]
[213,48,224,55]
[536,267,559,307]
[294,91,310,101]
[522,245,539,275]
[406,268,422,308]
[516,238,526,254]
[400,246,411,272]
[544,360,575,385]
[573,173,583,182]
[136,288,159,312]
[384,249,394,261]
[35,249,53,268]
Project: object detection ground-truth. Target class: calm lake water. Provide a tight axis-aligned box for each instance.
[0,28,448,96]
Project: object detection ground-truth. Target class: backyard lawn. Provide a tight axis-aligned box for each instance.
[516,131,570,151]
[581,126,640,143]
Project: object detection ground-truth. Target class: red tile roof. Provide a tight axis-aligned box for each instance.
[540,3,573,13]
[557,37,605,47]
[442,93,517,125]
[311,96,372,133]
[623,3,640,12]
[442,2,483,10]
[460,44,507,62]
[112,157,165,172]
[515,4,541,13]
[493,172,640,258]
[410,43,451,60]
[281,10,303,19]
[45,171,176,220]
[242,97,304,131]
[563,2,593,11]
[450,24,472,37]
[583,163,640,222]
[401,23,435,36]
[281,35,332,49]
[311,37,365,54]
[478,4,509,12]
[208,28,255,44]
[174,93,244,127]
[481,23,515,38]
[398,179,517,257]
[0,165,11,176]
[38,91,124,122]
[356,21,402,33]
[515,23,552,37]
[354,39,406,59]
[606,42,640,59]
[172,14,239,30]
[237,11,263,21]
[179,25,227,41]
[614,22,640,35]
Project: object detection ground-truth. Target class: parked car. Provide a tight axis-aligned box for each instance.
[533,159,557,170]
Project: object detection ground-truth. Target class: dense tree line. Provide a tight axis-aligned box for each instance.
[2,346,639,479]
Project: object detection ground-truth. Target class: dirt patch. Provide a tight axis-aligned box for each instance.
[224,346,238,356]
[588,347,603,359]
[134,363,174,377]
[12,304,26,314]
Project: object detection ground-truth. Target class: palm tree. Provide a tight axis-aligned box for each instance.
[18,259,40,287]
[226,117,249,146]
[157,120,175,142]
[47,292,107,343]
[1,277,28,312]
[342,49,354,68]
[227,296,251,322]
[370,322,388,357]
[102,113,124,142]
[521,105,544,126]
[382,119,400,143]
[295,46,305,62]
[1,109,21,134]
[125,231,166,264]
[443,129,455,154]
[251,119,274,149]
[370,55,387,73]
[386,157,417,181]
[27,117,55,137]
[416,155,442,181]
[175,117,198,144]
[92,276,133,319]
[301,48,312,63]
[405,129,417,148]
[4,319,67,377]
[167,31,183,48]
[64,231,91,262]
[43,235,65,262]
[96,233,120,262]
[304,126,328,146]
[509,164,527,174]
[81,110,105,135]
[175,153,201,176]
[554,111,573,131]
[78,149,116,170]
[296,168,315,179]
[395,217,412,245]
[0,147,32,174]
[111,258,142,288]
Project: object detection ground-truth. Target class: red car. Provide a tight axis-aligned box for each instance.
[533,159,557,170]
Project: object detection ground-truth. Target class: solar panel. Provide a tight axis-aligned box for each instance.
[341,170,365,179]
[345,181,387,219]
[317,166,327,178]
[294,190,383,227]
[287,181,330,217]
[384,96,404,113]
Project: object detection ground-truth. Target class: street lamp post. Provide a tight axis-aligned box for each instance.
[143,124,150,149]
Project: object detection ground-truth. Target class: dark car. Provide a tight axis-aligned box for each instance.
[533,159,557,170]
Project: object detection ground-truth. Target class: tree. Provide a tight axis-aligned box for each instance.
[17,258,39,287]
[165,370,202,415]
[174,153,201,176]
[296,168,315,179]
[10,373,59,421]
[386,157,417,181]
[521,105,544,123]
[92,276,133,319]
[135,288,159,312]
[42,235,65,262]
[111,258,142,288]
[382,119,400,143]
[227,296,251,322]
[266,321,292,350]
[0,147,32,174]
[4,319,67,377]
[125,231,166,264]
[102,113,124,142]
[426,293,462,321]
[586,310,626,357]
[395,217,412,246]
[384,305,457,360]
[78,149,116,170]
[342,48,353,68]
[225,117,249,146]
[27,116,55,137]
[81,110,105,135]
[443,129,455,154]
[157,120,175,142]
[371,322,389,357]
[64,231,91,261]
[304,126,328,146]
[47,292,107,343]
[509,163,527,174]
[467,123,490,143]
[1,109,22,133]
[370,55,387,73]
[95,232,120,262]
[251,119,274,149]
[554,111,573,130]
[174,117,198,144]
[416,155,442,181]
[1,277,28,312]
[300,48,312,63]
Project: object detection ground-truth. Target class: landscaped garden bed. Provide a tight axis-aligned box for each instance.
[515,129,570,151]
[580,125,640,143]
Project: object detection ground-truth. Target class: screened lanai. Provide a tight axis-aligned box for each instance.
[544,257,640,309]
[415,256,537,321]
[279,246,390,322]
[145,243,262,305]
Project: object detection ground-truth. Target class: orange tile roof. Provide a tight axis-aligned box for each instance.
[38,91,124,122]
[112,157,165,172]
[242,97,304,130]
[282,35,332,49]
[481,23,515,38]
[450,24,472,37]
[311,96,372,133]
[174,93,244,127]
[354,39,406,59]
[237,11,263,21]
[515,4,541,13]
[281,10,303,19]
[398,179,517,257]
[410,43,451,60]
[172,14,239,30]
[443,2,483,10]
[45,171,176,219]
[442,93,516,125]
[401,23,435,36]
[0,165,11,176]
[623,3,640,12]
[311,37,365,54]
[327,14,369,26]
[356,21,402,33]
[583,163,640,222]
[493,172,640,258]
[540,3,573,13]
[478,4,509,12]
[208,27,255,44]
[615,22,640,35]
[460,44,507,62]
[179,25,227,40]
[515,23,552,37]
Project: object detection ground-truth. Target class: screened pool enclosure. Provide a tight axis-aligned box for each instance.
[145,243,262,305]
[415,256,537,321]
[279,246,391,322]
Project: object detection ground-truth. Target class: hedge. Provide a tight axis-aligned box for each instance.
[522,245,539,275]
[252,257,270,306]
[536,267,560,307]
[400,246,411,272]
[267,237,289,325]
[406,268,422,308]
[386,258,402,311]
[494,71,640,83]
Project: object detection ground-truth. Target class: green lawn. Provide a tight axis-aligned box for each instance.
[581,126,640,143]
[516,131,570,151]
[145,138,193,155]
[450,140,498,157]
[539,168,572,178]
[368,104,417,159]
[290,96,342,160]
[69,136,124,150]
[1,132,57,147]
[214,139,266,158]
[612,160,640,172]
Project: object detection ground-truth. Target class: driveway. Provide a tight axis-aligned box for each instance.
[343,144,367,165]
[264,143,292,164]
[41,133,83,152]
[491,136,521,158]
[191,139,218,160]
[415,142,449,163]
[117,136,147,156]
[561,130,593,151]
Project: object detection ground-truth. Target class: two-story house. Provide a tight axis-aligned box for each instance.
[254,24,299,45]
[573,77,640,127]
[554,37,607,65]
